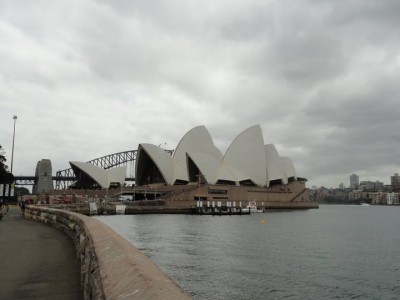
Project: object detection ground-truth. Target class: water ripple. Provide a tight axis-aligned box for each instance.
[95,205,400,299]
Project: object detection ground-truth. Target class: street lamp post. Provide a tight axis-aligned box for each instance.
[10,115,17,174]
[9,115,17,199]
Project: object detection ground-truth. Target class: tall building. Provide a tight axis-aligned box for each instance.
[350,174,359,189]
[359,180,384,191]
[387,192,399,205]
[32,159,53,194]
[391,173,400,191]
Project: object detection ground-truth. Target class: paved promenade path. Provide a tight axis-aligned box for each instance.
[0,206,83,300]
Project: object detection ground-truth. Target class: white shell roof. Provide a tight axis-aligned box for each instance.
[221,125,267,187]
[173,125,223,183]
[217,161,249,184]
[134,124,299,187]
[280,156,297,179]
[137,143,174,184]
[70,161,126,188]
[265,144,288,185]
[186,152,222,184]
[107,166,128,185]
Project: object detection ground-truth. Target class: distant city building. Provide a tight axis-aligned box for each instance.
[386,192,399,205]
[391,173,400,191]
[350,174,359,189]
[339,183,345,190]
[359,180,384,192]
[315,182,399,206]
[32,159,53,194]
[370,192,386,205]
[348,190,369,201]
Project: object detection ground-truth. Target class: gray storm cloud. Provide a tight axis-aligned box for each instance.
[1,0,399,188]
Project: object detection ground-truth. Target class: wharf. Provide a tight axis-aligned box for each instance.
[193,206,250,215]
[44,200,317,216]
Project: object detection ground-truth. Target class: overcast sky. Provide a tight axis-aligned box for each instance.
[1,0,400,188]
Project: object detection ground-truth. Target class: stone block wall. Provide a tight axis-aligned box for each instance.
[24,206,191,300]
[32,159,54,194]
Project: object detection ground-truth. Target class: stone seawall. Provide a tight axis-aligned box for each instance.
[24,205,191,300]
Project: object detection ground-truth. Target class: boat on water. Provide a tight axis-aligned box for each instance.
[242,201,264,213]
[360,202,370,206]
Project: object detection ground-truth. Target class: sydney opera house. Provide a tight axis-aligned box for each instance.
[68,124,316,209]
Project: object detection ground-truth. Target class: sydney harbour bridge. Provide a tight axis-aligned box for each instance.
[14,149,173,190]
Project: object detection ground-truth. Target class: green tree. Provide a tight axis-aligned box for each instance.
[0,144,9,182]
[15,186,30,196]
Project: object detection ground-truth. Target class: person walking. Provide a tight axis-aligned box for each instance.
[19,200,26,215]
[0,198,3,220]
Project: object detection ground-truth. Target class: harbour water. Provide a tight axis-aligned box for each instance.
[95,205,400,299]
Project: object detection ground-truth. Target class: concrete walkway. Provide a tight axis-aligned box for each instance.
[0,206,83,300]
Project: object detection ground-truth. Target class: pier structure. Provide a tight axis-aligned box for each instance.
[21,179,317,216]
[193,201,250,215]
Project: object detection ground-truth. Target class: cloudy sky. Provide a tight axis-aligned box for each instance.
[1,0,400,188]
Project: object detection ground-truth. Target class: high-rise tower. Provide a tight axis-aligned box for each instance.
[350,174,359,189]
[391,173,400,191]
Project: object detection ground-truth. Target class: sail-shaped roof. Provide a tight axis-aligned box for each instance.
[107,166,127,185]
[70,161,126,188]
[186,152,222,184]
[133,124,300,188]
[136,143,174,185]
[280,156,297,179]
[173,126,223,184]
[221,125,267,186]
[265,144,287,185]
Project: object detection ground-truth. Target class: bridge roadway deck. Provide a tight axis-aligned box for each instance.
[0,206,83,300]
